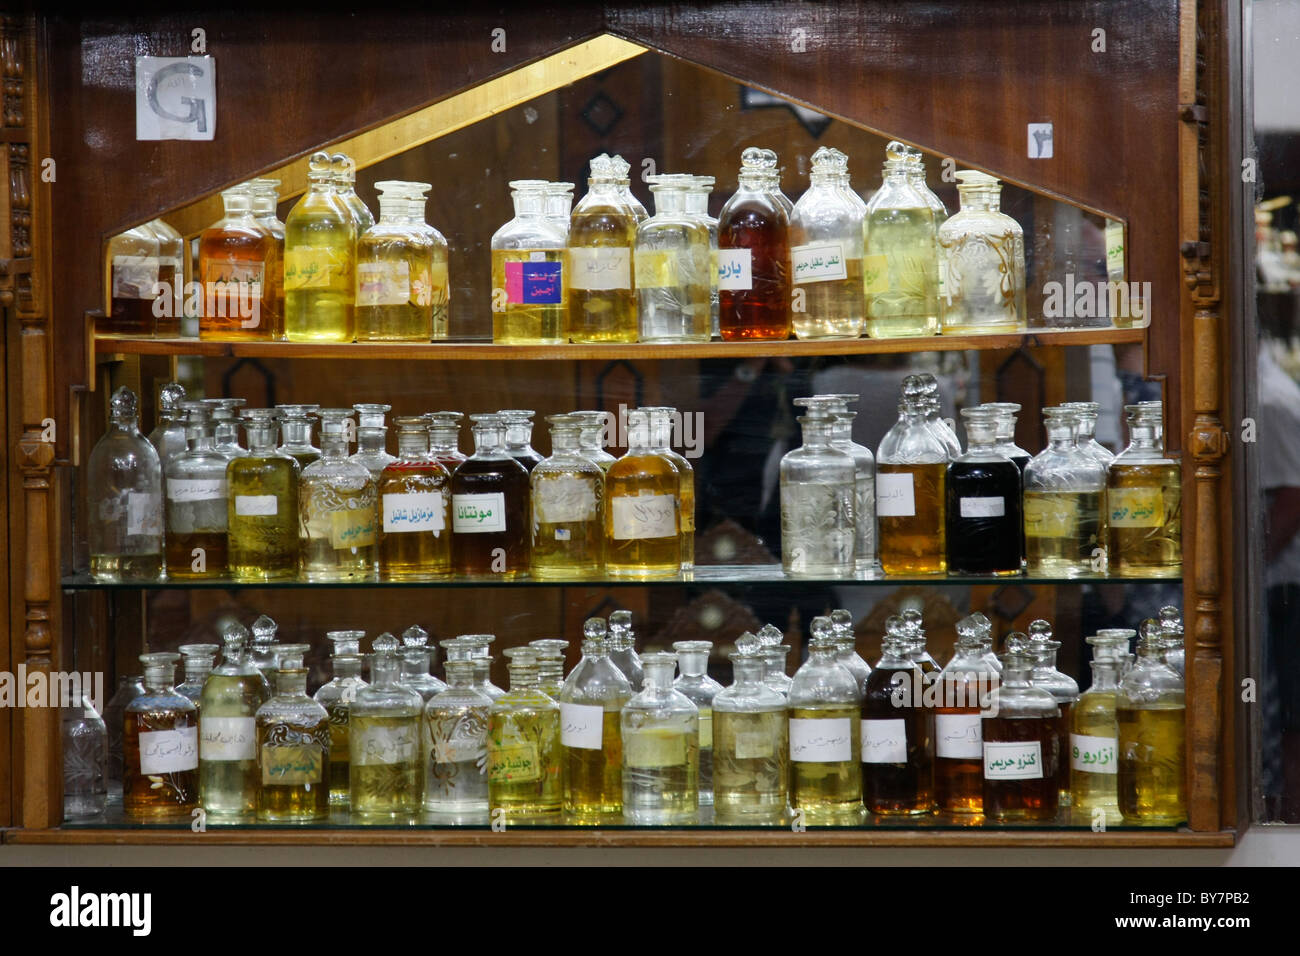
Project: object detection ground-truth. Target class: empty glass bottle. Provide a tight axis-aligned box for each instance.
[424,659,491,815]
[636,174,711,343]
[313,630,368,807]
[284,151,356,343]
[531,414,604,579]
[62,694,107,820]
[399,625,448,702]
[356,180,434,341]
[865,141,939,338]
[350,403,396,481]
[713,634,789,823]
[788,619,864,823]
[876,384,949,574]
[938,171,1026,333]
[89,387,164,582]
[567,155,638,343]
[982,651,1062,821]
[861,627,934,815]
[559,619,632,820]
[718,146,791,340]
[492,179,566,344]
[946,405,1022,575]
[276,405,321,470]
[605,408,681,578]
[1023,407,1107,577]
[1070,657,1121,822]
[779,413,855,577]
[683,175,720,337]
[789,146,865,339]
[608,610,644,691]
[165,403,229,579]
[1107,403,1181,577]
[148,382,189,476]
[488,648,562,821]
[228,409,300,581]
[1060,401,1115,466]
[673,641,722,805]
[199,625,268,819]
[451,413,531,578]
[378,416,452,580]
[199,186,276,340]
[256,644,331,822]
[1117,633,1186,824]
[350,634,423,819]
[936,613,998,813]
[176,644,218,706]
[622,651,699,824]
[124,653,199,818]
[301,409,377,581]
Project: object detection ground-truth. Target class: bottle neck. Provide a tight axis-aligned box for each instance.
[397,427,429,457]
[444,662,475,689]
[428,426,461,455]
[275,667,309,696]
[799,418,834,449]
[401,652,432,678]
[1046,422,1078,449]
[641,662,675,690]
[511,190,546,218]
[550,425,581,454]
[244,423,278,455]
[370,656,400,685]
[356,427,387,454]
[507,665,539,691]
[182,659,213,683]
[332,656,363,680]
[471,423,508,456]
[732,657,765,687]
[1089,660,1119,690]
[651,187,687,215]
[279,419,313,446]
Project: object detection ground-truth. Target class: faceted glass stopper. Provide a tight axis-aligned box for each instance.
[158,383,187,413]
[371,632,399,655]
[735,632,760,657]
[110,386,139,418]
[583,618,608,642]
[401,625,430,648]
[809,615,834,643]
[755,624,784,647]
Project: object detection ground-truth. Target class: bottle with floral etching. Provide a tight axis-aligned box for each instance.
[256,644,331,822]
[300,409,377,581]
[864,141,939,338]
[350,634,424,819]
[424,659,491,815]
[779,413,855,578]
[938,171,1026,334]
[713,633,788,823]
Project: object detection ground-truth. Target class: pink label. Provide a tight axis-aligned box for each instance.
[505,261,524,303]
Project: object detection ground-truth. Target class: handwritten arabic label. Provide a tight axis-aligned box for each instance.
[560,702,604,750]
[791,242,849,284]
[284,245,350,292]
[382,491,446,534]
[488,742,541,783]
[356,260,411,307]
[611,494,677,541]
[983,740,1044,780]
[202,260,264,307]
[875,472,916,517]
[452,492,507,534]
[624,730,688,769]
[789,717,852,763]
[535,477,598,524]
[139,727,199,774]
[862,254,890,295]
[935,713,983,758]
[167,478,227,503]
[568,246,632,291]
[504,259,564,305]
[1023,494,1076,538]
[1070,733,1118,774]
[199,716,256,761]
[860,717,908,764]
[329,506,377,550]
[634,249,678,289]
[352,724,418,766]
[261,743,323,786]
[1108,487,1165,528]
[959,496,1006,519]
[127,490,163,537]
[716,248,753,290]
[234,494,277,517]
[112,255,162,299]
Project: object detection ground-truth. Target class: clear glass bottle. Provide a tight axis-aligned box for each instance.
[672,641,722,806]
[491,179,566,344]
[105,223,163,336]
[985,402,1032,472]
[558,619,632,821]
[199,626,268,819]
[199,186,276,340]
[946,405,1022,575]
[1070,657,1121,822]
[567,155,638,343]
[350,403,396,481]
[935,613,997,813]
[104,673,145,801]
[284,151,356,343]
[349,634,424,819]
[1107,403,1181,577]
[88,386,164,582]
[544,181,576,237]
[605,408,681,578]
[1060,401,1115,466]
[62,694,108,820]
[912,373,962,459]
[861,627,934,815]
[399,625,448,702]
[683,174,720,338]
[176,644,218,706]
[713,634,789,823]
[427,411,467,472]
[788,618,864,823]
[817,395,876,571]
[247,179,286,338]
[875,385,949,575]
[1025,620,1079,807]
[148,218,186,336]
[779,413,855,577]
[608,609,644,691]
[530,639,569,700]
[356,181,434,341]
[424,659,491,815]
[530,414,604,579]
[757,623,793,698]
[443,635,506,700]
[451,413,531,577]
[313,630,368,807]
[830,608,871,696]
[1117,634,1186,824]
[904,148,948,302]
[864,141,939,338]
[789,146,865,339]
[982,651,1062,821]
[621,651,699,824]
[207,398,249,460]
[165,402,230,579]
[575,410,617,472]
[610,153,649,222]
[300,409,377,581]
[276,405,321,470]
[378,416,452,580]
[332,152,375,233]
[228,409,300,581]
[635,174,711,343]
[255,644,331,822]
[1023,407,1107,577]
[148,382,189,476]
[938,171,1027,333]
[643,406,696,571]
[124,653,199,818]
[488,648,563,821]
[397,182,450,339]
[1158,606,1185,678]
[499,409,544,472]
[718,146,791,340]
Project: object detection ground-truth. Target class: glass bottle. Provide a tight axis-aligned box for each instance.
[247,617,279,688]
[830,608,871,696]
[247,179,286,339]
[875,386,949,575]
[1117,634,1187,824]
[1023,407,1107,576]
[817,395,876,571]
[349,634,424,819]
[914,373,962,460]
[1159,607,1185,678]
[88,386,164,581]
[635,174,712,343]
[148,218,186,336]
[1070,657,1121,822]
[787,618,864,823]
[377,416,451,580]
[935,613,998,813]
[610,153,649,222]
[148,382,189,477]
[488,648,563,821]
[427,411,467,472]
[621,651,699,824]
[424,659,491,815]
[672,641,722,806]
[300,409,377,581]
[530,639,569,700]
[904,148,948,302]
[199,186,276,340]
[176,644,218,706]
[605,408,681,578]
[779,413,855,577]
[313,630,368,807]
[575,410,617,472]
[713,634,789,823]
[789,146,865,339]
[397,182,450,338]
[530,414,604,579]
[682,174,720,338]
[718,146,791,340]
[1107,403,1181,577]
[164,403,229,579]
[350,403,395,481]
[899,608,940,675]
[104,673,145,801]
[985,402,1032,472]
[199,626,269,819]
[332,153,375,233]
[400,625,448,702]
[255,644,331,822]
[559,619,632,821]
[62,694,108,820]
[500,409,544,472]
[759,634,793,699]
[227,409,300,581]
[946,406,1022,575]
[567,155,638,343]
[356,181,434,341]
[864,141,939,338]
[544,181,576,237]
[982,652,1062,821]
[861,628,934,815]
[451,413,530,577]
[105,223,162,337]
[443,635,506,700]
[207,398,249,460]
[491,179,566,344]
[757,148,794,215]
[938,171,1027,333]
[1025,620,1079,807]
[276,405,321,469]
[608,609,644,691]
[1060,401,1115,466]
[284,151,356,343]
[124,653,199,818]
[643,406,696,571]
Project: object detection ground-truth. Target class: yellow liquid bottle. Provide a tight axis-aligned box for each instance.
[864,143,939,338]
[566,157,638,343]
[531,415,604,579]
[712,639,789,824]
[559,621,631,821]
[255,645,331,823]
[1070,658,1121,822]
[299,410,377,582]
[644,406,696,571]
[605,409,681,578]
[226,410,300,582]
[491,180,565,344]
[348,635,424,819]
[377,417,452,580]
[356,182,434,342]
[1117,635,1186,824]
[1107,404,1181,578]
[1023,407,1109,577]
[790,147,864,339]
[487,649,563,822]
[284,152,356,343]
[403,183,451,339]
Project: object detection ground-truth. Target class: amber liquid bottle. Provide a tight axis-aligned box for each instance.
[861,636,935,815]
[378,417,452,580]
[123,653,199,818]
[199,187,277,341]
[982,653,1062,822]
[935,614,998,814]
[566,158,638,343]
[717,149,791,340]
[450,415,530,578]
[605,409,681,578]
[107,224,163,337]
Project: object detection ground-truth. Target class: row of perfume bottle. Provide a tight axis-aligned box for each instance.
[779,375,1181,578]
[87,386,694,582]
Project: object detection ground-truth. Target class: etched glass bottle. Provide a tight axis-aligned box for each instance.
[861,626,934,815]
[789,146,864,339]
[349,634,423,819]
[817,395,876,571]
[875,386,949,574]
[608,609,644,691]
[946,405,1022,575]
[199,186,276,340]
[559,619,631,821]
[378,416,451,580]
[124,653,199,818]
[397,182,450,338]
[530,414,604,579]
[1023,407,1107,576]
[779,413,855,577]
[313,630,368,807]
[683,175,720,337]
[256,644,331,822]
[635,174,711,343]
[864,141,939,338]
[938,171,1026,333]
[488,648,563,821]
[1060,401,1115,466]
[605,408,681,578]
[1026,619,1079,807]
[621,651,699,824]
[356,181,434,341]
[227,409,299,581]
[88,386,163,582]
[300,409,377,581]
[399,625,448,702]
[1107,403,1181,577]
[500,409,544,472]
[451,413,530,577]
[1070,657,1121,822]
[567,155,638,343]
[247,179,286,338]
[644,406,696,571]
[935,613,997,813]
[424,659,491,815]
[62,693,108,820]
[284,151,356,343]
[1117,634,1186,824]
[165,402,229,579]
[718,147,791,340]
[148,382,189,477]
[713,634,789,823]
[276,405,321,470]
[673,641,722,806]
[176,644,218,706]
[491,180,566,344]
[199,626,268,819]
[982,651,1062,821]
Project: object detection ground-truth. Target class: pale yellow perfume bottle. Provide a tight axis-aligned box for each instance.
[530,414,604,579]
[299,409,377,581]
[567,155,638,343]
[487,648,562,822]
[377,416,452,580]
[356,181,435,342]
[284,152,357,343]
[605,409,681,578]
[491,180,566,344]
[255,644,330,823]
[349,633,424,819]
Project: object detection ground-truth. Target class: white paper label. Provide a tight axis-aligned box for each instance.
[112,255,161,299]
[935,713,983,758]
[560,702,604,750]
[235,494,277,517]
[983,740,1044,780]
[382,491,446,533]
[698,707,713,749]
[535,477,597,524]
[860,718,908,763]
[611,494,676,540]
[788,717,852,763]
[452,492,506,533]
[200,716,256,761]
[959,496,1006,518]
[1071,733,1118,774]
[127,491,161,536]
[352,724,419,766]
[167,478,227,503]
[138,727,199,774]
[716,248,753,290]
[876,472,916,517]
[356,260,411,306]
[791,242,849,283]
[568,247,631,291]
[624,731,687,768]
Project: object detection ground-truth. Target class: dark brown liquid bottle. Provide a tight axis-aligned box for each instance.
[450,414,530,579]
[717,148,791,340]
[861,630,935,815]
[981,652,1062,822]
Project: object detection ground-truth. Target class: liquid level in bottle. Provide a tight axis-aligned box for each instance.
[284,214,356,344]
[788,705,864,823]
[718,203,791,340]
[1024,489,1104,576]
[861,666,935,815]
[621,726,699,824]
[563,710,623,820]
[605,455,680,578]
[165,530,228,579]
[227,458,299,581]
[123,711,198,817]
[451,460,530,578]
[567,210,637,343]
[877,462,947,575]
[1107,463,1182,577]
[491,249,565,344]
[935,703,984,814]
[946,459,1022,574]
[981,714,1062,822]
[791,262,865,339]
[1117,704,1186,824]
[90,553,162,582]
[349,714,423,818]
[865,207,939,338]
[713,709,789,822]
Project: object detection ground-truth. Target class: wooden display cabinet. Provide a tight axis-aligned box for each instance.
[0,0,1243,847]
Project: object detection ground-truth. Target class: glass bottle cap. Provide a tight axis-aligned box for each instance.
[755,623,784,647]
[251,614,278,640]
[158,383,187,413]
[371,632,398,656]
[401,625,430,648]
[735,632,761,657]
[331,153,356,183]
[221,621,250,646]
[307,151,332,176]
[275,644,311,671]
[110,386,139,417]
[582,618,607,642]
[178,643,218,661]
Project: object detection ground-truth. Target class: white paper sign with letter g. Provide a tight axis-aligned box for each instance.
[136,56,216,141]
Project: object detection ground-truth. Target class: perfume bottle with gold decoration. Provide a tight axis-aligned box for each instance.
[487,648,562,822]
[284,152,356,343]
[256,644,330,822]
[350,633,424,819]
[124,652,199,818]
[300,409,377,581]
[621,651,699,824]
[605,408,681,578]
[558,619,631,821]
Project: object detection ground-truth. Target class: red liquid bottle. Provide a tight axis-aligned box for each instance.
[717,147,791,340]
